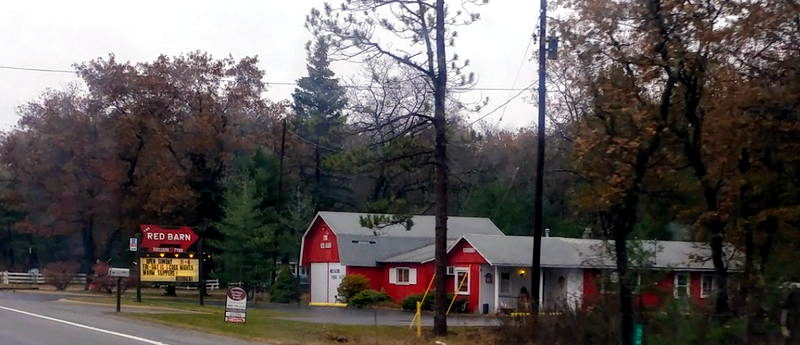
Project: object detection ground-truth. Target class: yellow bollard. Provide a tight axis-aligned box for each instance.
[409,273,436,332]
[416,301,422,337]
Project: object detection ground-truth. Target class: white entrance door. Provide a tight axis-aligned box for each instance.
[310,263,328,303]
[310,262,346,303]
[328,263,345,303]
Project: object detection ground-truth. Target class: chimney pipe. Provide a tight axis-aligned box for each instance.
[582,227,592,239]
[544,228,551,237]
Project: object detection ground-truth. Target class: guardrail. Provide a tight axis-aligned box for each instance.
[0,271,87,285]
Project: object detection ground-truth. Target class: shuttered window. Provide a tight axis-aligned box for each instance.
[389,267,417,285]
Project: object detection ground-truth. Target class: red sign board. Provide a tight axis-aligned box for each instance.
[140,225,198,253]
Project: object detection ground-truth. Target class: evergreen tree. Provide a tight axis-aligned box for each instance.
[269,265,299,303]
[291,37,349,211]
[213,176,280,286]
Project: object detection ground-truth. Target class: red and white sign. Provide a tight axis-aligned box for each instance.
[140,225,198,253]
[224,287,248,323]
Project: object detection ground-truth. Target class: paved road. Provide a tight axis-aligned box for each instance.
[11,290,499,327]
[0,291,263,345]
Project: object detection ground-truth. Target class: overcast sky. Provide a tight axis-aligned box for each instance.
[0,1,540,130]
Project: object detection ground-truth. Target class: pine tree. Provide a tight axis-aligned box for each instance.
[269,265,299,303]
[292,37,349,211]
[213,176,279,286]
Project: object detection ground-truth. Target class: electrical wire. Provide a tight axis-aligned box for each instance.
[0,64,536,92]
[468,81,536,127]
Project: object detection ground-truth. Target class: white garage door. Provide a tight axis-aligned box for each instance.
[310,262,347,304]
[310,263,328,303]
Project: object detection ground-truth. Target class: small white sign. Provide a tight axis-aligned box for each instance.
[109,268,130,278]
[224,287,248,323]
[129,238,138,252]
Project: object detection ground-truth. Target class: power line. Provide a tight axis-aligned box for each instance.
[0,65,77,74]
[0,63,536,92]
[468,81,537,126]
[497,32,536,124]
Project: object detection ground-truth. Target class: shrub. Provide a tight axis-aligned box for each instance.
[270,266,299,303]
[337,274,371,302]
[88,261,138,294]
[401,293,467,312]
[402,293,432,311]
[348,289,390,308]
[43,261,80,290]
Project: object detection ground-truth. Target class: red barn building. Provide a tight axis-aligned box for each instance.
[300,212,736,313]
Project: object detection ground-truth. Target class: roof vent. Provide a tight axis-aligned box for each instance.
[544,228,551,237]
[582,227,593,239]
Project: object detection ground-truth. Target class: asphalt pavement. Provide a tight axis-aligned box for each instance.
[0,291,263,345]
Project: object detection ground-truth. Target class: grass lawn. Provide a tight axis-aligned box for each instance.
[127,309,493,345]
[81,298,495,345]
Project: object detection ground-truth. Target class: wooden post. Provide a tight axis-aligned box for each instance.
[198,237,205,306]
[135,233,142,303]
[116,277,122,312]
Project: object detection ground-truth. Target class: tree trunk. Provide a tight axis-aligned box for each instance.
[432,0,449,337]
[6,224,14,269]
[708,219,730,316]
[81,218,96,291]
[615,231,634,345]
[744,222,757,344]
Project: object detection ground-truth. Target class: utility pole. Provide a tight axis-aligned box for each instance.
[531,0,548,318]
[277,118,287,205]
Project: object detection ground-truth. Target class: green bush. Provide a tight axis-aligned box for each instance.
[348,289,390,308]
[270,266,299,303]
[402,293,433,310]
[401,293,467,312]
[337,274,371,302]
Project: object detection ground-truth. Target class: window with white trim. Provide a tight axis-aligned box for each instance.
[397,268,410,283]
[454,268,470,295]
[701,274,714,298]
[674,273,690,298]
[500,272,510,293]
[389,267,417,285]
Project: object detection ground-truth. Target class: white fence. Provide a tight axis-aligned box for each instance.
[2,271,219,291]
[0,271,87,285]
[174,279,220,291]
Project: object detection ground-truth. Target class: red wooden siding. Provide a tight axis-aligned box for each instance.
[346,266,384,291]
[301,218,340,264]
[582,269,601,310]
[582,269,711,310]
[445,240,488,312]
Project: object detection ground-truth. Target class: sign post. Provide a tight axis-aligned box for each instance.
[116,277,122,312]
[224,287,248,323]
[134,234,142,303]
[198,237,205,306]
[109,268,130,313]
